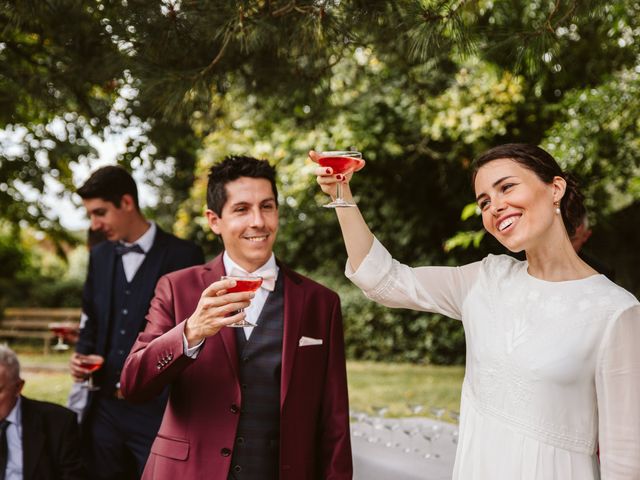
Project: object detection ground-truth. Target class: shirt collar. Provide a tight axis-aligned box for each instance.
[121,221,156,253]
[6,395,21,427]
[223,251,279,279]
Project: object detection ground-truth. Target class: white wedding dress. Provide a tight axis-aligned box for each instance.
[346,238,640,480]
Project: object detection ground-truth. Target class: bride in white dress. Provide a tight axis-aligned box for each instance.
[312,143,640,480]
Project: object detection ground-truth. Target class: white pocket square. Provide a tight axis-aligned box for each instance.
[298,336,323,347]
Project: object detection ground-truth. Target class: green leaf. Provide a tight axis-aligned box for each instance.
[461,202,480,220]
[443,230,485,252]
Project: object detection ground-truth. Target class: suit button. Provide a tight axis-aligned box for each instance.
[220,448,231,457]
[236,437,245,445]
[122,308,128,315]
[242,357,249,363]
[233,465,242,473]
[230,404,240,414]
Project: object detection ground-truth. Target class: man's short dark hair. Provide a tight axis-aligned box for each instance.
[207,156,278,216]
[77,166,139,209]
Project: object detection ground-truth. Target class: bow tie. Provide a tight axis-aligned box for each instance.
[229,267,277,291]
[115,243,145,256]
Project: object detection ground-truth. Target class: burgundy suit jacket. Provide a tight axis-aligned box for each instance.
[120,254,352,479]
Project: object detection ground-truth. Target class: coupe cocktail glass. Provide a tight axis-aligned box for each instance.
[222,275,263,328]
[48,322,77,351]
[81,354,104,391]
[317,150,365,208]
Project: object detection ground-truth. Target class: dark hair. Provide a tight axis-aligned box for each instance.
[207,155,278,216]
[471,143,585,237]
[77,166,139,209]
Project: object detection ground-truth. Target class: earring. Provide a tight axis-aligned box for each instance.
[554,201,560,215]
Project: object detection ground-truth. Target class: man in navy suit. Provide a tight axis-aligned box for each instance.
[69,166,204,479]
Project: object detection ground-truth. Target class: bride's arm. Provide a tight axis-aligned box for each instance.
[312,150,373,272]
[346,237,481,320]
[312,151,481,319]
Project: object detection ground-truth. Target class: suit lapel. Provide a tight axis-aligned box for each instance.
[280,264,304,410]
[127,227,167,331]
[132,228,170,332]
[96,245,116,354]
[201,255,240,382]
[21,397,44,480]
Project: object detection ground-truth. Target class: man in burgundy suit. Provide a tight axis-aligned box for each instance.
[120,155,352,480]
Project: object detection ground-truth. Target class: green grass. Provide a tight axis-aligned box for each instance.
[13,346,466,420]
[20,353,70,367]
[347,361,464,420]
[22,370,73,406]
[16,346,73,406]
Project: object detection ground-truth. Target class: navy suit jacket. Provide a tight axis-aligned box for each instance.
[21,396,87,480]
[75,226,204,388]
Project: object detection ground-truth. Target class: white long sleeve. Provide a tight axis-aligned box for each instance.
[345,236,481,320]
[596,304,640,479]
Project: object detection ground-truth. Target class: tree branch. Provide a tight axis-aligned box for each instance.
[195,1,321,78]
[197,30,233,78]
[421,0,478,24]
[553,1,578,30]
[271,1,295,17]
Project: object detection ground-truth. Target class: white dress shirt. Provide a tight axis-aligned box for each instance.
[119,221,156,281]
[4,396,22,480]
[79,222,156,331]
[223,251,279,339]
[184,252,279,357]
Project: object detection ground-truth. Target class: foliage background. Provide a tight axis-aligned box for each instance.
[2,0,639,364]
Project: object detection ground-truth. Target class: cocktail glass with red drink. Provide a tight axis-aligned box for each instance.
[221,275,263,328]
[317,150,365,208]
[81,354,104,391]
[48,322,77,351]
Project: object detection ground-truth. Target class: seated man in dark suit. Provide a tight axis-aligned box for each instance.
[0,345,86,479]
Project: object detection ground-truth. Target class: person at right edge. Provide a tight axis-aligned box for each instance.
[313,143,639,479]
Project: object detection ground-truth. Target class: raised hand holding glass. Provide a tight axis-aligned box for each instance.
[317,150,365,208]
